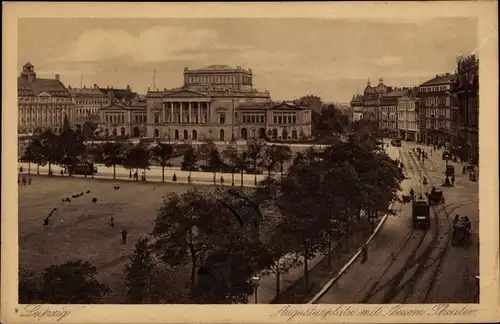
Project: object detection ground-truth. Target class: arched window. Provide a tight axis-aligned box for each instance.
[112,128,117,136]
[183,130,188,140]
[219,113,226,125]
[154,114,159,123]
[251,129,256,138]
[272,128,278,139]
[192,130,197,140]
[121,127,126,136]
[175,129,180,140]
[241,128,248,140]
[219,129,225,141]
[154,129,159,137]
[292,129,298,140]
[282,128,288,140]
[133,127,140,138]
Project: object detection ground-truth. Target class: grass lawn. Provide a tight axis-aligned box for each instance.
[19,176,256,303]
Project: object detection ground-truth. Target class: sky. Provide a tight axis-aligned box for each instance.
[18,18,478,102]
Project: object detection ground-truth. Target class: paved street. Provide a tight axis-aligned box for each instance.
[315,141,479,304]
[18,162,267,187]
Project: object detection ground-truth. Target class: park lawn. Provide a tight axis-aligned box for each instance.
[18,176,223,302]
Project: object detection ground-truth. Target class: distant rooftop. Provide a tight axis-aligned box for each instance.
[420,73,456,86]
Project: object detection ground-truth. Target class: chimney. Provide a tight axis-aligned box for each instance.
[94,84,98,89]
[55,74,60,81]
[126,84,131,91]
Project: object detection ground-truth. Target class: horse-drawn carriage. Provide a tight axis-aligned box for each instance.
[428,188,445,205]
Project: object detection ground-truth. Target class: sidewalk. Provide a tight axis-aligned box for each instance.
[17,162,269,188]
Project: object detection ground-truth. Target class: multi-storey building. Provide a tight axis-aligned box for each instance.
[17,62,74,135]
[418,74,456,146]
[349,78,392,124]
[68,84,109,132]
[379,89,408,137]
[451,55,479,164]
[98,87,147,138]
[397,87,419,141]
[145,65,312,142]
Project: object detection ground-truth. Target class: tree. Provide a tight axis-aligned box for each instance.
[151,143,175,182]
[39,130,62,175]
[275,152,330,290]
[62,114,71,133]
[275,145,293,181]
[103,141,125,179]
[124,237,156,303]
[82,121,98,143]
[21,138,45,175]
[222,144,238,186]
[123,144,151,180]
[151,190,215,295]
[261,145,280,179]
[247,140,264,186]
[57,128,86,176]
[198,139,216,167]
[181,145,198,173]
[233,151,250,187]
[39,260,110,303]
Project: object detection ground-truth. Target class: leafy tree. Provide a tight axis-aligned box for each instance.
[247,140,264,185]
[21,138,45,175]
[151,143,175,182]
[123,144,151,180]
[197,139,216,166]
[192,193,273,303]
[233,151,250,187]
[103,141,125,179]
[151,190,215,295]
[62,114,71,133]
[261,145,280,179]
[276,152,330,290]
[222,144,238,186]
[82,121,98,143]
[181,145,198,173]
[124,237,156,303]
[39,130,62,175]
[39,260,110,303]
[57,128,86,176]
[275,145,293,181]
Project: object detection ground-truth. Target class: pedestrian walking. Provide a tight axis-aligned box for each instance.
[28,177,32,185]
[187,174,192,183]
[110,217,115,228]
[129,170,132,179]
[172,173,177,183]
[60,169,64,176]
[121,230,128,245]
[20,166,24,173]
[22,176,27,185]
[451,174,455,186]
[220,175,224,184]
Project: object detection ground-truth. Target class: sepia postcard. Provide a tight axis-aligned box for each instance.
[2,1,499,323]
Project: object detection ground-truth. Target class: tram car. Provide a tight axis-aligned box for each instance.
[412,200,430,229]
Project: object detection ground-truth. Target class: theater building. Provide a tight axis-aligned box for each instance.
[17,62,74,135]
[145,65,312,141]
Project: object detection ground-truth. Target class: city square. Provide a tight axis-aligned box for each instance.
[11,10,487,309]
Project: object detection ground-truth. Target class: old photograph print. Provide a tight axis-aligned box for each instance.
[16,13,482,307]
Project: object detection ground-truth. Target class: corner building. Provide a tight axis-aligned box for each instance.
[17,62,74,135]
[146,65,312,141]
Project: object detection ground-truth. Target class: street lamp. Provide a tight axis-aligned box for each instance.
[251,275,260,304]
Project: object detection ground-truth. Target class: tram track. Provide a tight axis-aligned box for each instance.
[357,147,430,303]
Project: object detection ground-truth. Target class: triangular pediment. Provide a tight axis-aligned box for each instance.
[273,102,304,110]
[37,92,52,97]
[164,90,208,98]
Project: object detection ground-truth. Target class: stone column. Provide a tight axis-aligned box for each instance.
[179,102,183,123]
[170,102,173,123]
[188,101,192,124]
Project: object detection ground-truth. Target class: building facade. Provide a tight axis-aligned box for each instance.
[145,65,312,141]
[451,55,479,164]
[379,89,407,137]
[98,87,147,138]
[68,84,109,132]
[17,62,74,135]
[397,88,419,141]
[349,78,392,124]
[418,74,456,146]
